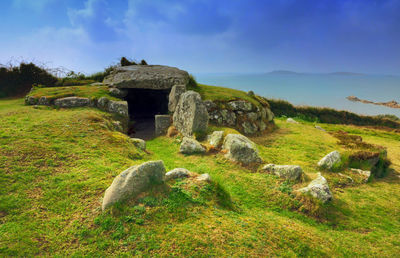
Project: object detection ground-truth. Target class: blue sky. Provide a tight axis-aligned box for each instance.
[0,0,399,75]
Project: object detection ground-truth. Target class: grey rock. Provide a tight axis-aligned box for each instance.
[287,118,299,124]
[220,110,236,126]
[266,108,275,122]
[155,115,171,136]
[108,100,129,117]
[204,100,217,110]
[222,134,262,164]
[315,125,326,132]
[97,97,110,110]
[130,138,146,150]
[103,65,189,90]
[38,96,50,105]
[261,164,304,182]
[25,96,38,105]
[165,168,191,181]
[318,151,341,170]
[179,137,206,154]
[258,120,267,131]
[102,160,166,210]
[242,121,258,135]
[91,82,104,86]
[168,84,186,112]
[208,131,224,147]
[54,97,90,108]
[338,173,354,183]
[112,121,124,132]
[350,168,371,183]
[209,110,223,124]
[247,112,259,121]
[196,173,211,182]
[173,91,209,137]
[228,100,253,111]
[296,173,333,203]
[109,88,128,98]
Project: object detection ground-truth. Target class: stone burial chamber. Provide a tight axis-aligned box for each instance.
[104,65,190,139]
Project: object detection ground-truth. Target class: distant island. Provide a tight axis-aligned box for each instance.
[347,96,400,109]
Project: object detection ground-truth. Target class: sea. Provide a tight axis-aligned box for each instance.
[194,73,400,118]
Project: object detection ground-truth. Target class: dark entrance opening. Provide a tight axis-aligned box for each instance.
[124,88,170,140]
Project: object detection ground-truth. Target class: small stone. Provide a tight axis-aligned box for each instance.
[286,118,299,124]
[179,137,206,154]
[296,173,333,203]
[222,134,262,164]
[165,168,191,181]
[261,164,304,182]
[155,115,171,136]
[196,173,211,182]
[315,125,326,132]
[130,138,146,150]
[208,131,224,147]
[318,151,341,170]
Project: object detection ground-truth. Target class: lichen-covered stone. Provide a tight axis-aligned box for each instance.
[179,137,206,154]
[97,97,110,110]
[130,138,146,150]
[261,164,304,182]
[102,161,166,210]
[155,115,171,136]
[287,118,299,124]
[103,65,189,90]
[296,173,333,203]
[54,97,90,108]
[38,96,50,105]
[208,131,224,147]
[196,173,211,182]
[318,151,341,170]
[241,121,258,135]
[222,134,262,164]
[173,91,209,137]
[228,100,253,111]
[109,88,128,98]
[25,96,38,105]
[165,168,190,181]
[168,84,186,112]
[108,100,129,117]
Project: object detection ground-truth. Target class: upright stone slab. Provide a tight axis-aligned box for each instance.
[173,91,209,137]
[168,84,186,112]
[155,115,171,136]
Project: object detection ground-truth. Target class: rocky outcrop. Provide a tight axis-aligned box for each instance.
[208,131,224,147]
[318,151,341,170]
[261,164,304,182]
[222,134,262,165]
[102,161,166,210]
[168,85,186,112]
[173,91,209,137]
[103,65,189,90]
[109,88,128,98]
[296,173,333,203]
[54,97,92,108]
[205,99,273,135]
[165,168,191,181]
[179,137,206,154]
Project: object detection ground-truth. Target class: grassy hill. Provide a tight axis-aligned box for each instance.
[1,89,400,256]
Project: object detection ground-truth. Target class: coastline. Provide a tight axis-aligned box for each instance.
[347,96,400,109]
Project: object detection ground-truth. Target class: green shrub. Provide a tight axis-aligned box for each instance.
[120,57,136,66]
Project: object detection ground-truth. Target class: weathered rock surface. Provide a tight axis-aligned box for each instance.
[168,84,186,112]
[173,91,209,137]
[286,118,299,124]
[196,173,211,182]
[261,164,304,182]
[38,96,50,105]
[103,65,189,90]
[25,96,38,105]
[165,168,191,181]
[228,101,253,111]
[318,151,341,170]
[315,125,326,132]
[130,138,146,150]
[179,137,206,154]
[97,97,110,110]
[350,168,371,183]
[155,115,171,136]
[108,100,129,117]
[102,160,166,210]
[222,134,262,164]
[54,97,91,108]
[109,87,128,98]
[208,131,224,147]
[296,173,333,203]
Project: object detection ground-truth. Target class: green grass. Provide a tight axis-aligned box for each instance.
[27,85,121,101]
[1,98,400,256]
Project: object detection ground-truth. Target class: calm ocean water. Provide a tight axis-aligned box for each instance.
[195,73,400,118]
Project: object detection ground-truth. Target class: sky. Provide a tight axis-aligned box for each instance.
[0,0,399,75]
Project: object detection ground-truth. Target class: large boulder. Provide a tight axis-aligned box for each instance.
[296,173,333,203]
[173,91,209,137]
[318,151,341,170]
[102,160,166,210]
[108,100,129,117]
[261,164,304,182]
[54,97,91,108]
[222,134,262,164]
[103,65,189,90]
[168,84,186,112]
[179,137,206,154]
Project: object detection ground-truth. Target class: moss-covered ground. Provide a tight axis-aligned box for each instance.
[1,97,400,256]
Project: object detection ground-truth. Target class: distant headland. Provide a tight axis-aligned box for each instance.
[347,96,400,109]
